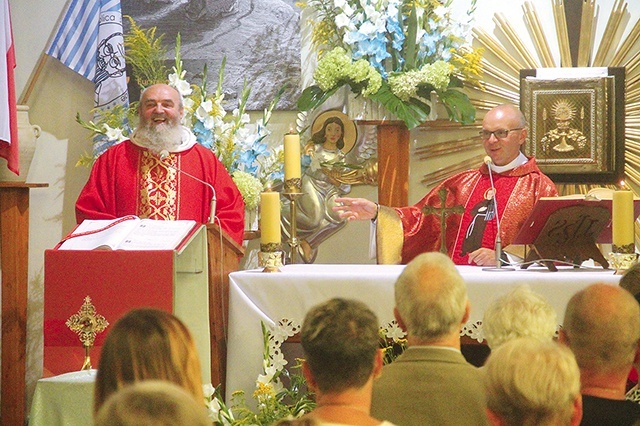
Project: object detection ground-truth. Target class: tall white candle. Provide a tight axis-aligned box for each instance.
[284,132,301,181]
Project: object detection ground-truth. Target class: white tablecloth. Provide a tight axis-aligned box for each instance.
[29,370,96,426]
[226,263,620,400]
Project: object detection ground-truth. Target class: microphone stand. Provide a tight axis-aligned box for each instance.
[483,158,515,272]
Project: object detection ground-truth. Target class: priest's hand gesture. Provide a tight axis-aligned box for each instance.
[333,197,378,221]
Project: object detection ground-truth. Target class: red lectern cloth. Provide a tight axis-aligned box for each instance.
[44,249,175,376]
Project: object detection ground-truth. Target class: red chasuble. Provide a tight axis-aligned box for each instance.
[76,140,245,245]
[395,157,557,265]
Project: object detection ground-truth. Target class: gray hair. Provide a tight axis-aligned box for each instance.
[483,285,557,349]
[485,338,581,426]
[395,252,468,342]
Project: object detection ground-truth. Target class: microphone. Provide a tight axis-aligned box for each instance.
[159,150,217,223]
[483,156,514,271]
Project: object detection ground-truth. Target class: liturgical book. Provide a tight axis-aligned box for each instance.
[58,216,198,251]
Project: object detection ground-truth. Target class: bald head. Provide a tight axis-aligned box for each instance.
[483,104,526,128]
[394,252,468,342]
[563,283,640,373]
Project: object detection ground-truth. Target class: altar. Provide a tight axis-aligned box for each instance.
[226,263,621,400]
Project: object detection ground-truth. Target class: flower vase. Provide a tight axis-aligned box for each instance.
[0,105,40,182]
[245,207,259,232]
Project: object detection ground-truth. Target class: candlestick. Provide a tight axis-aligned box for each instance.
[284,132,302,193]
[283,191,304,264]
[613,185,635,254]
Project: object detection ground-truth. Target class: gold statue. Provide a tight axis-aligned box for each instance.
[540,99,588,157]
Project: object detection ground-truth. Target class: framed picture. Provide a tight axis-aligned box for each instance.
[520,68,625,183]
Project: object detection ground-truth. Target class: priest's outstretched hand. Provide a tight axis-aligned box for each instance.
[333,197,378,221]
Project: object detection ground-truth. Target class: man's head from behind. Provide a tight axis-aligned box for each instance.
[394,252,469,344]
[485,338,582,426]
[483,285,557,349]
[301,298,380,394]
[560,283,640,375]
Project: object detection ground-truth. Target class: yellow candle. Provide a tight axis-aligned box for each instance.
[260,190,281,245]
[284,133,301,181]
[613,188,634,248]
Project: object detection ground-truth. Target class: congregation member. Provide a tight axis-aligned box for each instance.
[484,337,583,426]
[370,252,488,425]
[93,308,204,414]
[482,284,557,350]
[296,298,395,426]
[619,263,640,403]
[75,83,245,244]
[333,104,557,266]
[560,283,640,425]
[94,380,211,426]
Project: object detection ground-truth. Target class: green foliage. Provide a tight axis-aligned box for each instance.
[123,16,167,89]
[369,82,430,130]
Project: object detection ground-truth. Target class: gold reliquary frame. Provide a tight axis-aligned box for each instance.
[520,67,625,184]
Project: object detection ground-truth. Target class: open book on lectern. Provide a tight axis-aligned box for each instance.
[57,216,198,251]
[513,191,640,245]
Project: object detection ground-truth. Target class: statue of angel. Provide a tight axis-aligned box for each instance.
[281,109,378,263]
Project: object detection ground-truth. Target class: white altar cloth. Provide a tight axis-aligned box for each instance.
[29,370,96,426]
[226,263,620,400]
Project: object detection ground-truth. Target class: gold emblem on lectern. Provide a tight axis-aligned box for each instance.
[65,296,109,370]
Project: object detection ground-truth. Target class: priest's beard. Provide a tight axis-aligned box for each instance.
[134,118,184,154]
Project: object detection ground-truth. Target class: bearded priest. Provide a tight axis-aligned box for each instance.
[75,84,245,245]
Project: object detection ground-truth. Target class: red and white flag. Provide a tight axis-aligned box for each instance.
[0,0,17,175]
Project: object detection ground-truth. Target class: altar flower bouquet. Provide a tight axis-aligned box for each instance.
[76,20,284,207]
[204,321,315,425]
[297,0,483,129]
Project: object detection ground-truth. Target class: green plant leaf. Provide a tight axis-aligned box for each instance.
[403,3,418,71]
[369,83,430,129]
[297,85,339,112]
[437,88,476,125]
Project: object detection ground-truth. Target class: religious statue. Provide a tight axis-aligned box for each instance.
[281,110,377,263]
[539,99,589,158]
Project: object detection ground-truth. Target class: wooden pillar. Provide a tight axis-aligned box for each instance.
[0,182,47,426]
[376,122,410,207]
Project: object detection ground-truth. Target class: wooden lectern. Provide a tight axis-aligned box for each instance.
[206,223,244,396]
[44,224,213,382]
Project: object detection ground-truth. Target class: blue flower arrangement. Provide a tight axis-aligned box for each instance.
[297,0,484,129]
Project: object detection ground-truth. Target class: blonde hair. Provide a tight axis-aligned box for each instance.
[95,380,211,426]
[485,338,580,426]
[94,308,204,413]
